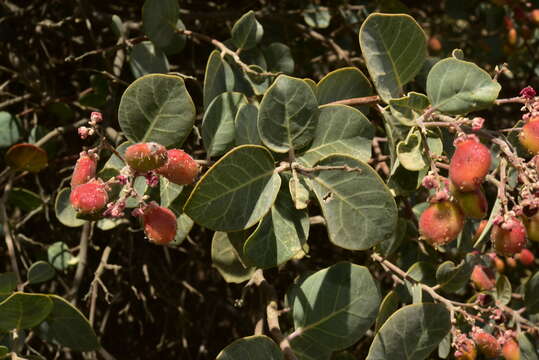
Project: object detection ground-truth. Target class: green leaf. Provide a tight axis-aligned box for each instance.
[6,143,48,173]
[202,92,248,157]
[216,335,283,360]
[0,346,7,357]
[235,103,262,146]
[375,218,407,257]
[7,188,42,212]
[258,75,319,153]
[310,155,397,250]
[298,104,374,166]
[0,112,21,148]
[495,275,512,306]
[375,290,400,332]
[0,293,52,331]
[303,4,331,28]
[118,74,195,148]
[204,50,235,109]
[170,213,194,246]
[396,129,427,171]
[436,256,476,293]
[44,295,99,351]
[231,11,264,50]
[517,333,539,360]
[160,178,183,208]
[366,303,451,360]
[263,43,294,74]
[129,41,169,78]
[184,145,281,231]
[0,273,16,299]
[316,67,373,110]
[211,232,255,284]
[27,262,55,285]
[287,262,380,359]
[426,58,501,114]
[389,92,430,126]
[54,188,85,228]
[288,176,310,210]
[243,180,309,268]
[525,271,539,313]
[47,242,74,271]
[161,19,186,55]
[142,0,179,49]
[359,13,427,102]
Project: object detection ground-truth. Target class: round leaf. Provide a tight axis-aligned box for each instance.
[7,188,42,212]
[184,145,281,231]
[27,261,55,285]
[142,0,179,49]
[54,188,85,228]
[129,41,169,78]
[216,335,283,360]
[303,5,331,29]
[316,67,373,108]
[310,155,397,250]
[359,13,427,102]
[6,143,48,173]
[0,293,53,331]
[263,43,294,74]
[118,74,195,148]
[231,11,264,50]
[258,75,319,153]
[0,112,21,148]
[47,242,74,271]
[211,232,255,284]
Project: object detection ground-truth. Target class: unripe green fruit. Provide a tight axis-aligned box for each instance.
[471,265,496,291]
[142,204,177,245]
[517,248,535,266]
[519,119,539,154]
[451,183,488,219]
[502,338,521,360]
[70,180,108,215]
[156,149,200,185]
[449,138,491,191]
[71,152,98,188]
[524,211,539,242]
[492,218,527,256]
[473,332,501,358]
[125,142,168,172]
[419,200,464,245]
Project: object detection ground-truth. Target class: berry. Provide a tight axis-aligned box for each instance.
[471,265,496,291]
[449,137,491,191]
[473,332,501,358]
[156,149,200,185]
[70,180,108,215]
[428,36,442,52]
[455,338,477,360]
[419,200,464,246]
[507,28,518,46]
[531,9,539,25]
[492,217,527,256]
[502,338,521,360]
[141,203,177,245]
[124,142,168,172]
[494,255,505,273]
[451,184,488,219]
[517,248,535,266]
[71,152,98,188]
[506,257,517,268]
[519,118,539,154]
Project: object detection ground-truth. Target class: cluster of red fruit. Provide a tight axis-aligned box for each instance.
[69,142,199,245]
[455,329,520,360]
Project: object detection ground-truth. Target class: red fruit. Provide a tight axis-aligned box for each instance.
[531,9,539,24]
[449,137,491,191]
[471,265,496,291]
[473,332,501,358]
[124,142,168,172]
[524,211,539,242]
[455,338,477,360]
[519,119,539,154]
[419,200,464,245]
[70,180,108,214]
[142,204,177,245]
[502,338,521,360]
[428,36,442,52]
[156,149,200,185]
[517,248,535,266]
[71,152,98,188]
[506,257,517,268]
[492,217,527,256]
[451,183,488,219]
[507,28,518,46]
[494,256,506,273]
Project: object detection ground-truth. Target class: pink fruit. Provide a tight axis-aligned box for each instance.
[455,337,477,360]
[142,204,177,245]
[71,152,98,188]
[471,265,496,291]
[156,149,200,185]
[502,338,521,360]
[492,217,527,256]
[449,137,492,191]
[419,200,464,245]
[70,180,108,214]
[517,248,535,266]
[124,142,168,172]
[520,118,539,154]
[473,332,501,358]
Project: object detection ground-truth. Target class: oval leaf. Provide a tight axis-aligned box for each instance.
[6,143,48,173]
[0,112,21,148]
[118,74,195,148]
[310,155,397,250]
[129,41,169,78]
[359,13,427,102]
[184,145,281,231]
[216,335,283,360]
[0,292,52,331]
[426,58,501,114]
[525,271,539,313]
[263,43,294,74]
[47,242,74,271]
[55,188,85,228]
[235,103,262,146]
[142,0,179,49]
[258,75,319,153]
[367,303,451,360]
[231,11,264,50]
[27,261,55,285]
[211,232,255,284]
[316,67,373,108]
[204,50,235,109]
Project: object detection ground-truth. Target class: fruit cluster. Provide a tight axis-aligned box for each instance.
[454,329,521,360]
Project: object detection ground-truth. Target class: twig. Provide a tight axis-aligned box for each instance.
[0,94,32,110]
[69,222,92,303]
[87,246,112,326]
[325,95,381,107]
[65,36,148,63]
[1,176,22,286]
[34,119,88,147]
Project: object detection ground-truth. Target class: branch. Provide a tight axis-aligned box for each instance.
[1,176,22,285]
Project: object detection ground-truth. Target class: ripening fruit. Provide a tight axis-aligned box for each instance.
[473,332,501,358]
[494,255,505,273]
[492,218,527,256]
[142,204,177,245]
[451,184,488,219]
[530,9,539,24]
[419,200,464,245]
[506,256,518,268]
[124,142,168,172]
[517,248,535,266]
[449,137,492,191]
[156,149,200,185]
[473,220,489,243]
[428,36,442,52]
[70,180,108,214]
[71,152,98,188]
[507,28,518,46]
[455,338,477,360]
[519,119,539,154]
[524,211,539,242]
[471,265,496,291]
[502,338,521,360]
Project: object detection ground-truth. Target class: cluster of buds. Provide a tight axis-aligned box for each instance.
[78,111,103,140]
